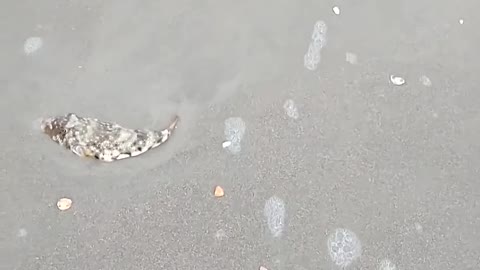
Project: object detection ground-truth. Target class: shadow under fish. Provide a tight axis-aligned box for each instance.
[41,113,179,162]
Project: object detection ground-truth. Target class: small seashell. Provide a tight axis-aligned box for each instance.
[459,19,464,25]
[332,6,341,15]
[214,186,225,197]
[222,141,232,148]
[57,198,72,211]
[390,75,406,86]
[259,266,268,270]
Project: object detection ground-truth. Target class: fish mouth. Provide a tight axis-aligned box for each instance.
[40,120,48,131]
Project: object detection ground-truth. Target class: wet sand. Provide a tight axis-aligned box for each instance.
[1,1,479,269]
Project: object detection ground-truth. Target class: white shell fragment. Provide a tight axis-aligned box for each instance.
[222,141,232,148]
[332,6,341,15]
[57,198,72,211]
[459,19,464,25]
[390,75,406,86]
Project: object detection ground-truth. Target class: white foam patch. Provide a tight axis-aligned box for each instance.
[379,259,397,270]
[304,21,328,71]
[283,99,299,119]
[224,117,246,154]
[17,228,27,237]
[215,229,227,240]
[264,196,286,237]
[419,75,432,87]
[414,222,423,233]
[327,228,362,267]
[24,37,43,55]
[346,52,358,65]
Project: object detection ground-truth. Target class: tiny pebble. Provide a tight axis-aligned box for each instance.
[390,75,406,86]
[222,141,232,148]
[459,19,464,25]
[332,6,341,15]
[259,267,268,270]
[214,186,225,197]
[57,198,72,211]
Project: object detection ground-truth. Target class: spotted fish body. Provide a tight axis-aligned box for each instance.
[41,113,179,162]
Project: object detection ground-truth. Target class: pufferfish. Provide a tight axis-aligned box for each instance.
[41,113,179,162]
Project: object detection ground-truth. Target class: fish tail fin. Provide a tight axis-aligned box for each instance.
[153,115,179,146]
[167,115,179,132]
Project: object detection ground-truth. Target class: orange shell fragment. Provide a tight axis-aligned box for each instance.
[214,186,224,197]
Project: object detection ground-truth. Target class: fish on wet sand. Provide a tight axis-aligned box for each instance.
[41,113,179,162]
